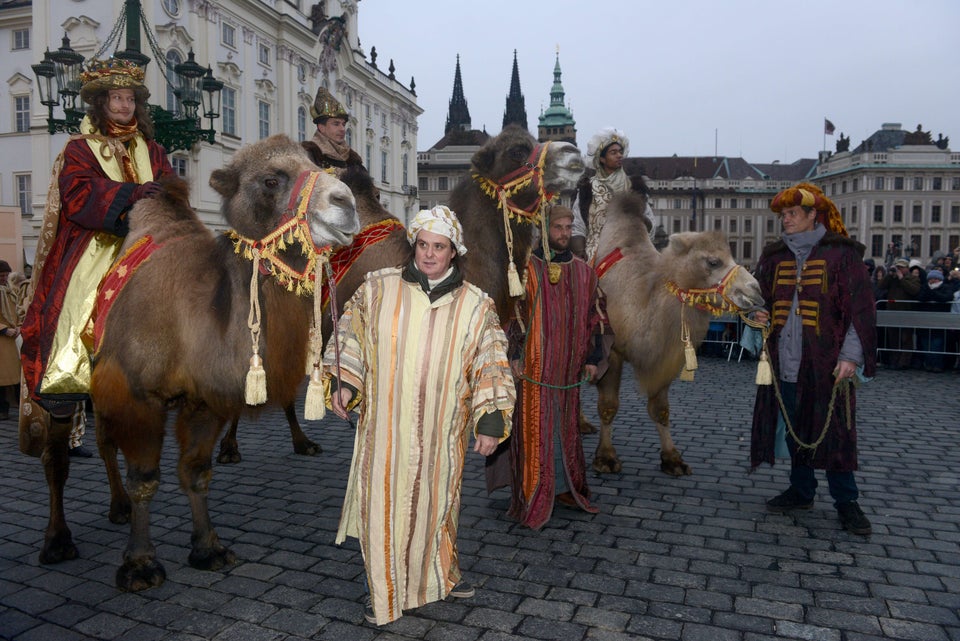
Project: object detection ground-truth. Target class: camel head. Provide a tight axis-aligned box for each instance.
[662,231,764,313]
[471,125,583,202]
[210,134,359,249]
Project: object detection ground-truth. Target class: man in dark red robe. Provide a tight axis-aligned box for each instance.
[21,57,173,446]
[487,205,602,529]
[751,183,876,536]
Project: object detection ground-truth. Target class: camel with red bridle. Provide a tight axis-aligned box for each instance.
[37,135,360,591]
[589,192,764,475]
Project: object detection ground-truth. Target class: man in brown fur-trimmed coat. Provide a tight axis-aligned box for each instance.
[750,182,876,536]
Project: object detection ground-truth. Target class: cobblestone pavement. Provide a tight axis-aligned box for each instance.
[1,357,958,641]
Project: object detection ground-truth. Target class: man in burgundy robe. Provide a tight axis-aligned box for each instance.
[751,183,876,536]
[487,205,602,529]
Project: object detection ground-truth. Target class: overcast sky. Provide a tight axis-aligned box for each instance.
[358,0,959,163]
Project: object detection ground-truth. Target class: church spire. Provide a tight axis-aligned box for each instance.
[537,50,576,145]
[502,50,528,131]
[445,54,471,134]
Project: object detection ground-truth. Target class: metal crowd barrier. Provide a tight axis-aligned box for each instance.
[875,299,960,361]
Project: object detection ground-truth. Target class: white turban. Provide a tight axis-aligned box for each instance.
[586,127,630,170]
[407,205,468,255]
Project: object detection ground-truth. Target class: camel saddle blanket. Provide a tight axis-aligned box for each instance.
[90,235,164,353]
[321,219,404,309]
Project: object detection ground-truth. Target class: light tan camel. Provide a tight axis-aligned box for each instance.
[591,193,764,475]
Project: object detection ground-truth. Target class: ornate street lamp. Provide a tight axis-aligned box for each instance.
[32,0,222,153]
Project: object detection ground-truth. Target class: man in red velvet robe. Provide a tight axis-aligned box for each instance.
[751,183,876,536]
[20,57,173,449]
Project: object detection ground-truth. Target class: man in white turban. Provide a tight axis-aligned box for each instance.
[324,205,515,625]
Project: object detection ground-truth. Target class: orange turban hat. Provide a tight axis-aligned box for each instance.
[770,182,848,237]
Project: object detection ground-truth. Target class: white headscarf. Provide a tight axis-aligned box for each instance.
[585,127,630,172]
[407,205,468,255]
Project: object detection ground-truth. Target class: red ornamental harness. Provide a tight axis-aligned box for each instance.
[473,142,556,223]
[319,218,405,309]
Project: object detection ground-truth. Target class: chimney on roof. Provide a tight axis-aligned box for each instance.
[881,123,902,131]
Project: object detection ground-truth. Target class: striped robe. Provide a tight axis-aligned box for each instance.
[323,267,515,625]
[504,250,601,529]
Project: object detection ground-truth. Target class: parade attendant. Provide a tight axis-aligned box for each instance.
[488,205,602,529]
[323,206,515,625]
[20,58,174,434]
[751,182,876,536]
[301,86,364,173]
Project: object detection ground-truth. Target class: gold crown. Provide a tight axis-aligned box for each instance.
[309,86,348,123]
[79,58,148,104]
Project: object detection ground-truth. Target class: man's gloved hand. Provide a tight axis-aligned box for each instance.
[131,181,163,202]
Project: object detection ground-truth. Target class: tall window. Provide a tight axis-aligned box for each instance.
[875,176,884,190]
[730,198,738,209]
[912,204,922,223]
[297,107,307,142]
[932,205,941,223]
[893,204,903,223]
[345,128,353,148]
[742,240,752,260]
[894,176,904,190]
[14,95,30,132]
[15,174,31,217]
[418,176,428,191]
[365,144,372,170]
[729,219,737,233]
[766,219,774,233]
[929,235,941,256]
[713,218,722,231]
[745,198,752,209]
[873,204,883,223]
[949,234,959,253]
[913,176,923,190]
[851,205,858,223]
[933,177,942,190]
[852,178,859,191]
[222,23,236,48]
[438,176,448,191]
[953,177,960,190]
[871,234,883,257]
[171,156,188,177]
[380,151,388,183]
[714,198,722,209]
[744,218,752,233]
[258,43,271,67]
[13,28,30,50]
[258,101,270,139]
[165,50,183,113]
[402,153,409,187]
[951,205,960,224]
[221,87,237,136]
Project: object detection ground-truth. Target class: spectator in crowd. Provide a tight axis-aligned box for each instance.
[917,269,958,372]
[879,258,921,369]
[872,265,887,300]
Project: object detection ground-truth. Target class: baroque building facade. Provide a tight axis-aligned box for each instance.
[0,0,420,265]
[812,122,959,265]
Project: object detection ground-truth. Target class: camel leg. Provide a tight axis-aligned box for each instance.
[39,413,78,564]
[593,350,623,474]
[175,404,236,572]
[105,399,167,591]
[216,417,241,464]
[285,402,321,456]
[648,386,692,476]
[95,408,131,525]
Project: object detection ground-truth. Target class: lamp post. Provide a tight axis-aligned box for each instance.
[32,0,222,153]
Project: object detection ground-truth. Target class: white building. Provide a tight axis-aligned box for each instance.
[0,0,420,267]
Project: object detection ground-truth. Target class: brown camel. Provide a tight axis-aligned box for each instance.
[218,126,583,462]
[36,135,360,591]
[590,193,764,475]
[449,125,584,321]
[216,165,408,463]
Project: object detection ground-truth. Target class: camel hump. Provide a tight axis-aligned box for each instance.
[608,192,648,222]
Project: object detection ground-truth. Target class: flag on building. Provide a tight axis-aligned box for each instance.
[824,118,836,135]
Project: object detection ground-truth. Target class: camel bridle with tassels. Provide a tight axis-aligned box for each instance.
[226,169,339,414]
[473,142,558,296]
